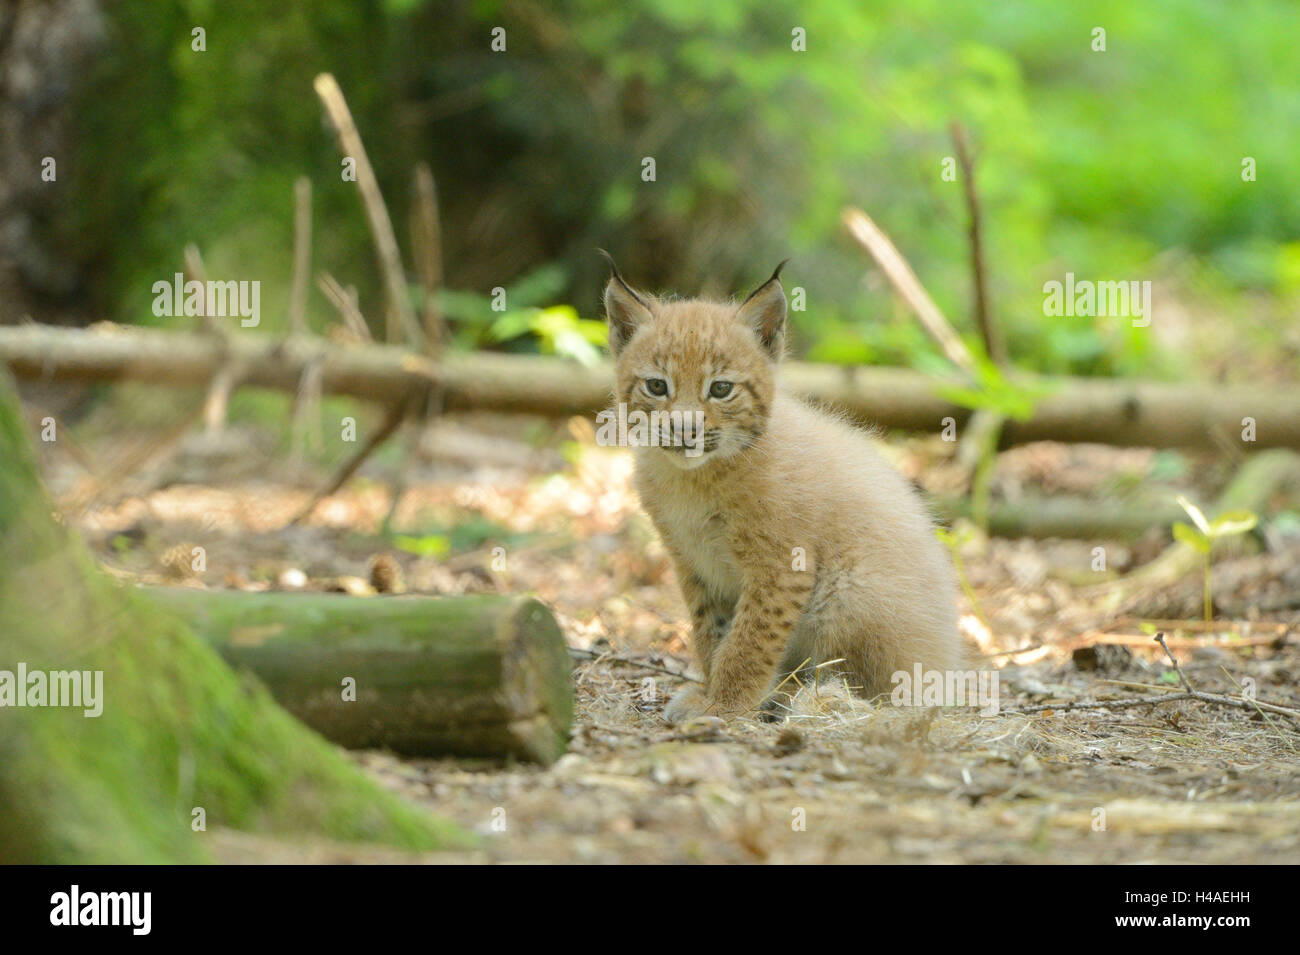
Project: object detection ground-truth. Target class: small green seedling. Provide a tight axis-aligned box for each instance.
[935,522,988,628]
[1172,495,1258,622]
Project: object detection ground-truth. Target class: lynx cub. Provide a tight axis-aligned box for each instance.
[603,259,961,723]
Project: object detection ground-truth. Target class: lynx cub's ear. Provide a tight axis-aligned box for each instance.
[736,260,789,359]
[599,250,653,355]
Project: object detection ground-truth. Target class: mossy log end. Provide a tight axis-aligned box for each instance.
[0,370,470,862]
[142,587,575,764]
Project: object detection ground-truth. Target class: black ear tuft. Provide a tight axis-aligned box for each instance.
[736,260,790,360]
[599,250,653,355]
[597,249,650,310]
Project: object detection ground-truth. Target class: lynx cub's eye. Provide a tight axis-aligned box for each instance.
[645,378,669,397]
[709,380,734,399]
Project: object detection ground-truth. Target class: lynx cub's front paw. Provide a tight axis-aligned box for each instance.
[663,683,710,724]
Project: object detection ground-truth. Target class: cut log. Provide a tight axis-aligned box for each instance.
[3,322,1300,449]
[140,586,575,764]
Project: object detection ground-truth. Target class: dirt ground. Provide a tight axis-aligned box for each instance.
[36,401,1300,863]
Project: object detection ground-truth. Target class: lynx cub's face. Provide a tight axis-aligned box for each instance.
[604,260,788,469]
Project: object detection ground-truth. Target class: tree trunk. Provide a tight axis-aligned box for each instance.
[141,587,574,764]
[0,370,468,862]
[3,322,1298,449]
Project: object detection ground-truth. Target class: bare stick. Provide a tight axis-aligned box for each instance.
[288,357,324,471]
[313,72,424,350]
[949,122,1004,365]
[183,243,218,336]
[1011,694,1197,714]
[1154,631,1195,693]
[287,397,412,527]
[569,647,702,684]
[202,361,246,434]
[65,398,207,514]
[1008,692,1300,722]
[1006,633,1300,725]
[317,272,372,343]
[842,207,977,375]
[184,244,244,432]
[411,162,445,356]
[287,177,312,338]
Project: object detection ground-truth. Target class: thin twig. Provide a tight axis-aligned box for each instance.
[287,176,312,338]
[287,398,412,527]
[288,357,324,471]
[1010,693,1198,714]
[1218,666,1297,753]
[949,121,1004,365]
[1010,691,1300,721]
[984,644,1044,658]
[411,162,445,356]
[842,206,977,375]
[184,244,244,433]
[313,72,424,350]
[569,647,702,684]
[317,272,372,342]
[1006,633,1300,725]
[1154,631,1195,693]
[183,243,219,336]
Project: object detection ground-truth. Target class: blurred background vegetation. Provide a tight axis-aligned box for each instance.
[50,0,1300,381]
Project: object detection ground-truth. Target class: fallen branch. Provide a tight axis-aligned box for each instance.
[1007,632,1300,725]
[6,323,1300,450]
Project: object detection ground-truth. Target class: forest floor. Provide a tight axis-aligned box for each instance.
[38,399,1300,864]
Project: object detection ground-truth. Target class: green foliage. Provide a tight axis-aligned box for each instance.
[393,515,530,556]
[434,265,609,362]
[0,372,468,862]
[1173,495,1259,622]
[68,1,1300,376]
[932,358,1052,421]
[935,522,987,627]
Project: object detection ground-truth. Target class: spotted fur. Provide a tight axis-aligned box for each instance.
[605,264,962,722]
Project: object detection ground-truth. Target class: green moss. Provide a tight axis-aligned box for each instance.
[0,372,471,862]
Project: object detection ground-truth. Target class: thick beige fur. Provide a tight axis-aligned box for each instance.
[604,264,960,722]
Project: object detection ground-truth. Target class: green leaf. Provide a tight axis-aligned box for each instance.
[486,308,537,342]
[391,534,451,558]
[1172,521,1210,553]
[1208,510,1258,538]
[1176,495,1211,535]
